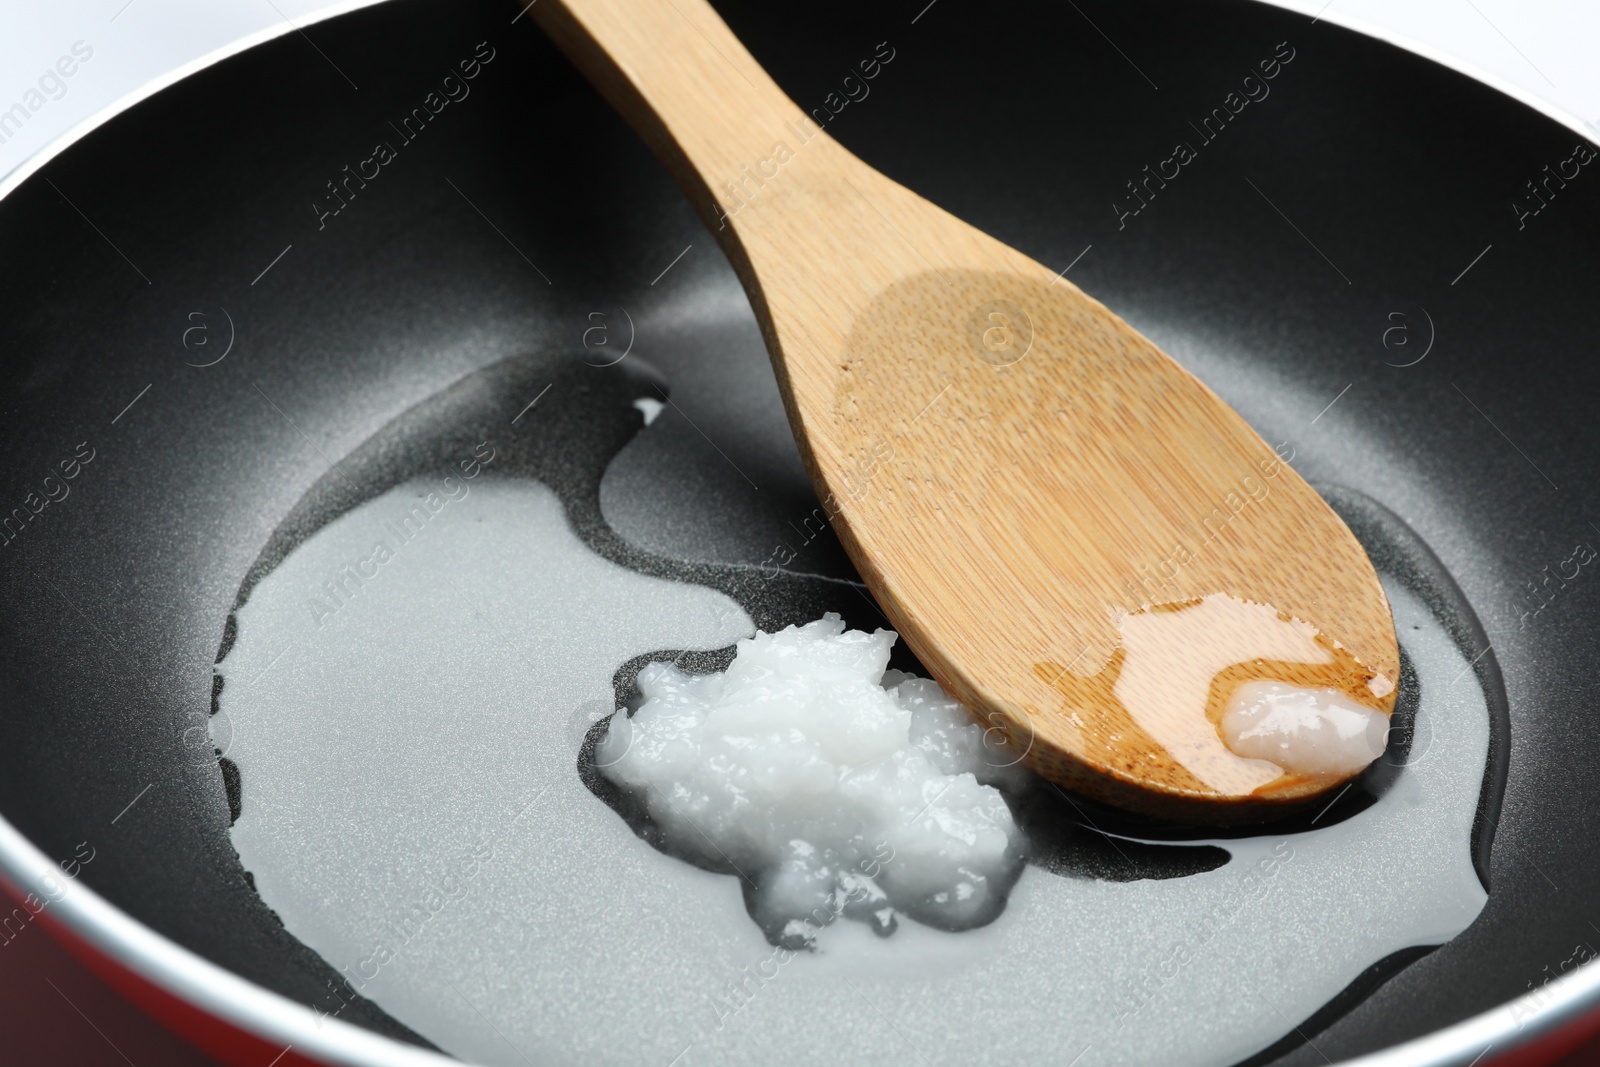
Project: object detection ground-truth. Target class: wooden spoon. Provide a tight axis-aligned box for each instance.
[529,0,1399,821]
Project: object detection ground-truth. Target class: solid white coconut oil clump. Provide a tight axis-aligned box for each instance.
[1220,680,1389,777]
[597,613,1026,947]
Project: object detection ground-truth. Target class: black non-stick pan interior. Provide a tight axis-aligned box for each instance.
[0,0,1596,1063]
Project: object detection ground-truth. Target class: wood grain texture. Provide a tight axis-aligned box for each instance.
[529,0,1399,820]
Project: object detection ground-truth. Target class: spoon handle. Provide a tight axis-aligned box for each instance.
[530,0,841,240]
[528,0,980,407]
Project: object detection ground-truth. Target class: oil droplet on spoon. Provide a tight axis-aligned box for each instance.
[1036,594,1394,800]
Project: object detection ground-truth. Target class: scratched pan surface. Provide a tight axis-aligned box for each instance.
[0,0,1596,1063]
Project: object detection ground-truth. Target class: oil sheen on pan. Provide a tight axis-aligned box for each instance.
[215,352,1494,1067]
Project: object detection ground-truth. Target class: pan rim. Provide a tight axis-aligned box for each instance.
[1,0,1597,1063]
[0,0,390,205]
[2,0,1594,207]
[3,798,1597,1066]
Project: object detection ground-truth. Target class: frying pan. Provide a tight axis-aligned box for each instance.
[0,0,1597,1064]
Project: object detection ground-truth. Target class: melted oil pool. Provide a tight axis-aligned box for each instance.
[220,472,1490,1067]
